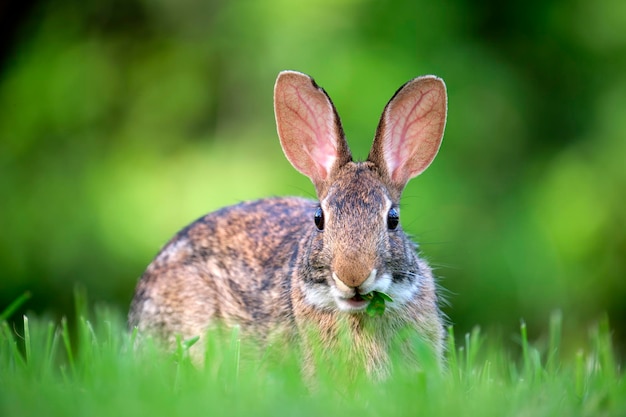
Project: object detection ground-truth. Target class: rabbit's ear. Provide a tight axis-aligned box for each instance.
[274,71,352,190]
[368,76,447,193]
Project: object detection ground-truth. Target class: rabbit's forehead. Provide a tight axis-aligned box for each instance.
[321,168,392,218]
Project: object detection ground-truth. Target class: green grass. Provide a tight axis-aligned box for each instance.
[0,294,623,417]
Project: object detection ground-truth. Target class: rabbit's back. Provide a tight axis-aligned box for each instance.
[129,197,315,345]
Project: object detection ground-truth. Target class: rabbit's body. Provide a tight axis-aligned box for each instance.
[129,71,448,378]
[129,197,309,346]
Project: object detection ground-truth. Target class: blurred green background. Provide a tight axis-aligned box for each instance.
[1,0,624,353]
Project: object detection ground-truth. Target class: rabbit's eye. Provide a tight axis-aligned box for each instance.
[387,207,399,230]
[314,207,324,230]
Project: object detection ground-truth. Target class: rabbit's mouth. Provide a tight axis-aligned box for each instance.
[350,293,365,302]
[343,293,369,309]
[331,272,378,311]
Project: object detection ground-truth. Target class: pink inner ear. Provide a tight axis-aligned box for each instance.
[290,87,337,178]
[383,81,446,184]
[275,73,340,183]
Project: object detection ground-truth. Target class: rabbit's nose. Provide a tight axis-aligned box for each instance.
[332,264,375,290]
[332,250,376,289]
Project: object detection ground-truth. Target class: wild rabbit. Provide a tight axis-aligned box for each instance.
[129,71,448,379]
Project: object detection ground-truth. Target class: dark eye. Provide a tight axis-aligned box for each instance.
[387,207,399,230]
[314,207,324,230]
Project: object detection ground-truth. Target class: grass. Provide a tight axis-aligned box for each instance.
[0,293,624,417]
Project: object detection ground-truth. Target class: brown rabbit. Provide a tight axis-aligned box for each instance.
[129,71,448,379]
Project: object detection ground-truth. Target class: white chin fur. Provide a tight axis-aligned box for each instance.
[334,298,369,313]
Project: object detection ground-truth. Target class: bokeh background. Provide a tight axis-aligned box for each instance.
[1,0,625,354]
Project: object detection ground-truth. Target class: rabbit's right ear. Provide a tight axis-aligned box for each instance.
[274,71,352,192]
[368,76,447,196]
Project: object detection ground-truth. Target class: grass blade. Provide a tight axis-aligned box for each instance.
[546,311,562,374]
[0,291,31,322]
[1,320,26,369]
[575,349,585,399]
[23,315,32,364]
[43,321,60,373]
[61,317,76,376]
[446,326,459,380]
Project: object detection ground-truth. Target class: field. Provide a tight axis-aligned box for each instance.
[1,293,623,417]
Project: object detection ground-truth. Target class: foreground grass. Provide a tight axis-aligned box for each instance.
[0,296,623,417]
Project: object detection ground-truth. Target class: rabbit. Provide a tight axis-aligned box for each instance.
[128,70,448,380]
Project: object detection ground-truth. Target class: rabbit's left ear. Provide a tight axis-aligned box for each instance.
[368,76,447,193]
[274,71,352,192]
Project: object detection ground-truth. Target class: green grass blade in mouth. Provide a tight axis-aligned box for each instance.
[361,291,393,317]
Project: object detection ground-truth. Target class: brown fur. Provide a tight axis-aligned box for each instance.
[129,71,448,379]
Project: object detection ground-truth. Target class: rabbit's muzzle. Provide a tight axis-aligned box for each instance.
[332,269,380,311]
